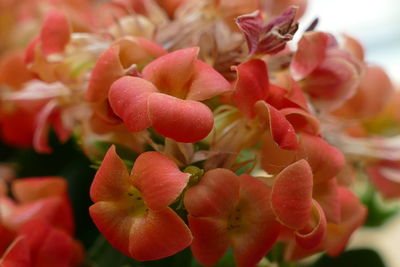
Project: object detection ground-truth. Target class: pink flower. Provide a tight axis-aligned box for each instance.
[109,47,231,142]
[89,146,192,261]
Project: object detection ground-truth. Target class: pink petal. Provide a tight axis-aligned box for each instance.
[128,208,192,261]
[367,161,400,199]
[235,11,264,56]
[298,134,345,184]
[255,101,298,150]
[184,168,240,218]
[142,47,198,98]
[86,45,125,102]
[40,10,71,60]
[280,107,320,135]
[33,100,59,154]
[12,176,67,204]
[148,93,214,143]
[271,159,313,230]
[291,32,331,79]
[231,174,280,267]
[188,216,230,267]
[313,178,341,224]
[295,200,327,249]
[233,59,269,119]
[90,145,130,202]
[0,237,31,267]
[109,76,157,132]
[186,60,231,101]
[131,151,190,210]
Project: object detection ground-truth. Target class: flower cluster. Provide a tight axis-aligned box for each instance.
[0,0,398,266]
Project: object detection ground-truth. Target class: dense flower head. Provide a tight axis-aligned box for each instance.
[1,0,395,266]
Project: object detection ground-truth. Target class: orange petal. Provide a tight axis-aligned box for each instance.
[280,107,320,135]
[109,76,157,132]
[148,93,214,142]
[131,151,190,210]
[271,159,313,230]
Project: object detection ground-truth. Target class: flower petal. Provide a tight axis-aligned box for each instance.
[255,101,298,150]
[131,151,190,210]
[271,159,313,230]
[0,237,31,267]
[313,178,340,224]
[231,175,280,267]
[40,10,71,61]
[233,59,269,119]
[148,93,214,142]
[185,168,240,218]
[128,208,192,261]
[90,145,130,202]
[188,216,230,267]
[109,76,157,132]
[142,47,198,98]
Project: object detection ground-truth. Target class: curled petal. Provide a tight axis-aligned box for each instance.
[271,159,313,230]
[90,145,130,202]
[142,47,199,97]
[313,178,340,224]
[298,134,345,183]
[255,101,298,150]
[281,108,320,135]
[148,93,214,143]
[109,76,158,132]
[295,200,327,249]
[233,59,269,119]
[40,10,71,61]
[185,169,240,218]
[188,216,230,267]
[132,151,190,210]
[12,177,67,204]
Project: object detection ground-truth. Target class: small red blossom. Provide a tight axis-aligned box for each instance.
[89,146,192,261]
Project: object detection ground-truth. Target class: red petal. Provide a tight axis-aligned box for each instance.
[255,101,298,150]
[142,47,198,98]
[295,200,327,249]
[271,159,313,230]
[86,45,125,102]
[188,216,230,267]
[281,108,320,135]
[233,59,269,119]
[128,208,192,261]
[186,60,231,101]
[0,237,31,267]
[132,151,189,210]
[148,93,214,142]
[33,100,59,154]
[109,76,157,132]
[185,168,240,217]
[12,176,67,204]
[313,178,341,224]
[290,31,331,79]
[367,162,400,199]
[325,187,367,257]
[40,10,71,60]
[90,145,130,202]
[298,134,345,184]
[231,175,280,267]
[0,224,16,257]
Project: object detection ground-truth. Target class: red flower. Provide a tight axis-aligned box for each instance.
[89,146,192,261]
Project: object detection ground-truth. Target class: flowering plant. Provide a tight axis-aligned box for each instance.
[0,0,398,266]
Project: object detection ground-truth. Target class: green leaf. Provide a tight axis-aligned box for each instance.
[310,249,386,267]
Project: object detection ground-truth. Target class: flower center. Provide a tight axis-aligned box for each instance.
[126,187,148,217]
[227,207,243,232]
